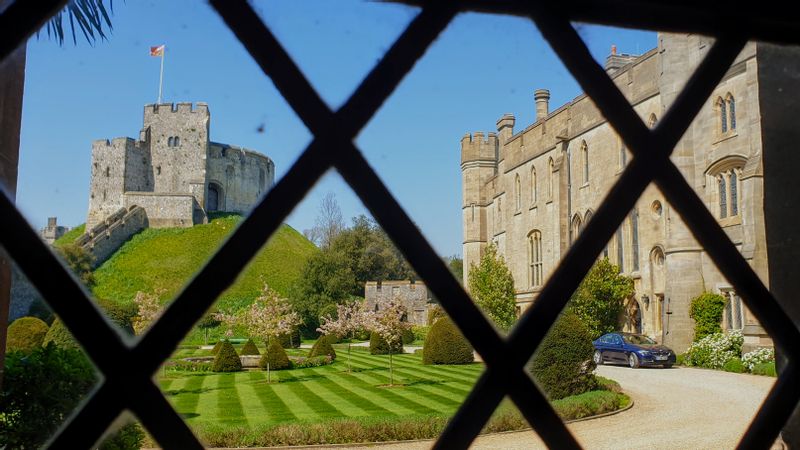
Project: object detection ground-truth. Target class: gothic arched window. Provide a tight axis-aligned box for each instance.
[548,157,554,199]
[727,94,736,130]
[631,209,640,271]
[528,230,543,287]
[718,175,728,218]
[570,214,582,244]
[730,170,738,216]
[167,136,174,147]
[717,97,728,133]
[648,113,658,128]
[515,174,521,211]
[530,166,537,205]
[174,136,180,146]
[616,226,625,272]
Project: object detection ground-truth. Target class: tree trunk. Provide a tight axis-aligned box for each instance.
[0,7,26,387]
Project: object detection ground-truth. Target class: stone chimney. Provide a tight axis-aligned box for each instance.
[605,44,639,75]
[534,89,550,121]
[496,113,515,145]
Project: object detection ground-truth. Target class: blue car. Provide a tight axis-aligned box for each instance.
[592,332,676,368]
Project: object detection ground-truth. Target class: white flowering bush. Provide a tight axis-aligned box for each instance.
[685,330,743,369]
[742,347,775,371]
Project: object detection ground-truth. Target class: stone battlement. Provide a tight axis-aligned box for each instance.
[461,131,498,165]
[144,102,209,115]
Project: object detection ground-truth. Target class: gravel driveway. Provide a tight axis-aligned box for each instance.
[326,365,775,450]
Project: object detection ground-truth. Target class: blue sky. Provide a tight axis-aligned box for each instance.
[16,1,655,257]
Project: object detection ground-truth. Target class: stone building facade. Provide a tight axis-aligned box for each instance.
[87,102,274,230]
[461,33,774,353]
[364,280,431,326]
[81,102,274,262]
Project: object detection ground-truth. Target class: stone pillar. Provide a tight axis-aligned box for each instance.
[0,0,26,387]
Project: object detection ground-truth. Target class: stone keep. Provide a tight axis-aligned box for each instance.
[82,102,274,262]
[461,33,775,353]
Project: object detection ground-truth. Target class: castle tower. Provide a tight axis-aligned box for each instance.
[142,102,210,212]
[461,131,499,287]
[658,33,706,352]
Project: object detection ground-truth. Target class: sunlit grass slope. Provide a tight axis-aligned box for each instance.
[91,214,317,311]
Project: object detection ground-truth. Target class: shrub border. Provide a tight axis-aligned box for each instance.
[199,394,633,449]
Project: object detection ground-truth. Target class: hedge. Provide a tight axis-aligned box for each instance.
[309,335,337,360]
[212,340,242,372]
[260,339,291,370]
[369,332,402,355]
[6,317,49,353]
[240,339,261,356]
[402,327,415,345]
[529,310,597,400]
[723,357,745,373]
[752,361,777,377]
[423,317,473,365]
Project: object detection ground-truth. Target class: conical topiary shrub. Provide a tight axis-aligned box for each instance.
[212,340,242,372]
[42,318,80,350]
[259,339,290,370]
[240,339,261,356]
[211,340,223,354]
[309,334,337,360]
[369,331,402,355]
[6,317,49,353]
[423,316,474,365]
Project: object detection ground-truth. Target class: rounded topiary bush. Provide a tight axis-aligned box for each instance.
[529,310,597,400]
[212,340,242,372]
[41,318,79,350]
[259,339,290,370]
[423,317,473,365]
[309,334,337,360]
[278,329,302,349]
[240,339,261,356]
[402,327,415,345]
[6,317,49,353]
[369,332,403,355]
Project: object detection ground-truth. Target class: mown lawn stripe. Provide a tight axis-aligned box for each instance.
[216,373,246,426]
[193,374,218,423]
[347,352,479,384]
[308,368,396,417]
[169,374,205,420]
[338,371,443,415]
[235,372,268,427]
[247,371,298,423]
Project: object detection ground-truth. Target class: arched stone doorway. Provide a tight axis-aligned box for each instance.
[625,298,643,334]
[208,183,223,211]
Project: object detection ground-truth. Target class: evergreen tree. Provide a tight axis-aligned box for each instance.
[568,258,634,339]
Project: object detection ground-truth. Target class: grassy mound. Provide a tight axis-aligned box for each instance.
[53,224,86,247]
[91,215,316,311]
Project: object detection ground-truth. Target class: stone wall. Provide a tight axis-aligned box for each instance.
[364,281,430,325]
[207,143,274,213]
[123,193,194,228]
[80,205,147,265]
[461,32,771,352]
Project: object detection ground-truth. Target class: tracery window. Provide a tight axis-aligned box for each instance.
[723,290,744,330]
[528,230,543,287]
[714,166,742,219]
[570,214,582,244]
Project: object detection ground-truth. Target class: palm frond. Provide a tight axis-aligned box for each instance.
[38,0,115,46]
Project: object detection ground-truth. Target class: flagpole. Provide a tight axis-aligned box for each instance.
[157,46,165,103]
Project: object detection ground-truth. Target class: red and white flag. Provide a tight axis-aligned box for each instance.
[150,45,165,57]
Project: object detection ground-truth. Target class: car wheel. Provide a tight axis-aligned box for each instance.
[628,353,640,368]
[663,363,673,368]
[593,350,603,365]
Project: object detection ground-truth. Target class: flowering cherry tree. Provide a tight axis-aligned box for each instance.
[132,290,164,335]
[368,301,411,386]
[318,302,372,372]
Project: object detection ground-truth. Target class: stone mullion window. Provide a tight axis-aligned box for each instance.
[730,169,739,216]
[727,95,737,130]
[719,97,728,133]
[719,174,728,218]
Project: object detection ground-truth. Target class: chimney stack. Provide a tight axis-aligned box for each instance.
[611,44,617,55]
[534,89,550,121]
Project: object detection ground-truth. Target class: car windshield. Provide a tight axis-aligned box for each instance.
[622,334,657,345]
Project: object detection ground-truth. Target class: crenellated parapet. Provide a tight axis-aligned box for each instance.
[461,131,498,166]
[144,101,209,117]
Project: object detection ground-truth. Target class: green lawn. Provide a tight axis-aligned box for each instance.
[160,347,483,429]
[90,215,317,312]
